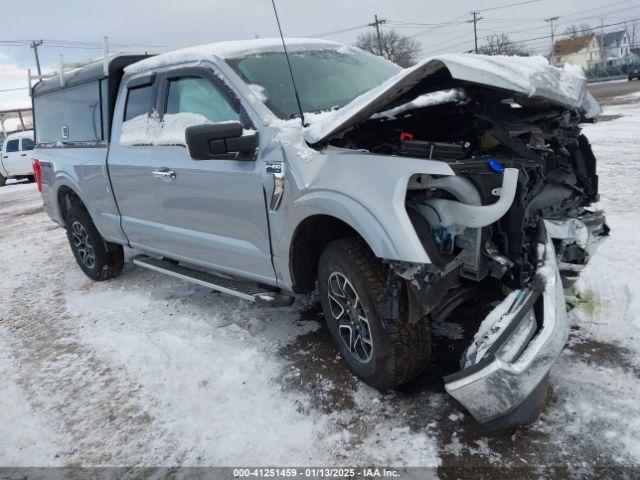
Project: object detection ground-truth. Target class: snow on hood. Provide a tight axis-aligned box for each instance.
[303,53,600,145]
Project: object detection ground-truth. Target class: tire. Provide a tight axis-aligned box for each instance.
[64,200,124,281]
[318,237,431,390]
[0,173,6,187]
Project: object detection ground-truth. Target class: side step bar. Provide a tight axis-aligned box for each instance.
[132,255,294,307]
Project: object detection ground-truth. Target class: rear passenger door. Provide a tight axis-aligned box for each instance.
[109,67,275,284]
[17,137,35,175]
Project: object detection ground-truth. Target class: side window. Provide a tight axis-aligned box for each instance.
[21,138,35,151]
[124,84,154,122]
[165,76,240,123]
[5,139,19,153]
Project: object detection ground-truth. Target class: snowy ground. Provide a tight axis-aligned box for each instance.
[1,94,639,477]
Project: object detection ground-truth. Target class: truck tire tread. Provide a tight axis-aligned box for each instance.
[319,237,431,390]
[65,200,124,281]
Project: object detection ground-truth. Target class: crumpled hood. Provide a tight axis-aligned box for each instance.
[303,53,601,145]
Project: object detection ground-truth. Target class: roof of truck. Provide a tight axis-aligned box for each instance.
[124,38,346,75]
[4,130,34,141]
[32,54,151,96]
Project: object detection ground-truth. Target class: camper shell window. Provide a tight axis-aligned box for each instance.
[31,54,152,147]
[33,81,104,145]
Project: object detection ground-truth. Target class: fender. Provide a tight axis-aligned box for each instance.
[292,190,400,260]
[51,173,126,245]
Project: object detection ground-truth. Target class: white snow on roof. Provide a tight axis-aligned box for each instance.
[125,38,343,75]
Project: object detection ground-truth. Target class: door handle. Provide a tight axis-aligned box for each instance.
[152,169,176,179]
[2,155,7,158]
[21,153,27,156]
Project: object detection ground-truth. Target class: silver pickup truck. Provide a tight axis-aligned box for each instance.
[32,38,608,430]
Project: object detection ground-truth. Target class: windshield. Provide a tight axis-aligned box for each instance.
[226,47,401,119]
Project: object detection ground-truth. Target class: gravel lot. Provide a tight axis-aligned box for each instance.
[1,90,639,477]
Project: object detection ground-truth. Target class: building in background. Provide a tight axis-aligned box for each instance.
[550,34,600,70]
[551,30,638,72]
[597,30,634,67]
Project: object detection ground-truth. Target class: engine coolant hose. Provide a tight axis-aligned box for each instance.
[423,168,519,228]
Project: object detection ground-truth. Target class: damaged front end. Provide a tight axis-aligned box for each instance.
[307,55,609,429]
[442,219,600,430]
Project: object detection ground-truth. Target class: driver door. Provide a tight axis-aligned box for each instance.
[115,67,275,284]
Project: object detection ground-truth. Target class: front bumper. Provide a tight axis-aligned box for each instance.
[443,214,607,430]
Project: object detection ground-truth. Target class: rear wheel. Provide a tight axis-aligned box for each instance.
[0,173,6,187]
[318,237,431,390]
[65,201,124,281]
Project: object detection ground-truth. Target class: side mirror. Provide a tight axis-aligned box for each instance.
[185,121,258,160]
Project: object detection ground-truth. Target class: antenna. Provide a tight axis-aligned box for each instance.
[270,0,305,126]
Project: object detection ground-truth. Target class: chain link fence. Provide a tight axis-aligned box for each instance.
[586,57,640,81]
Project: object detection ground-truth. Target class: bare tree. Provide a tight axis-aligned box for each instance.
[355,29,421,67]
[563,23,592,38]
[477,33,530,56]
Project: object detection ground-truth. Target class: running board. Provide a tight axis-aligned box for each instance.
[132,256,294,307]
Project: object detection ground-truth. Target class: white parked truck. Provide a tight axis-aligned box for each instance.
[0,130,35,186]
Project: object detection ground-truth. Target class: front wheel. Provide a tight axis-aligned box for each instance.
[318,238,431,390]
[65,201,124,281]
[0,173,6,187]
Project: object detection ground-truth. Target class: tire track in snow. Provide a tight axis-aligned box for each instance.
[0,198,192,466]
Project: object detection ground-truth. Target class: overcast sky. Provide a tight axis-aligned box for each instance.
[1,0,639,109]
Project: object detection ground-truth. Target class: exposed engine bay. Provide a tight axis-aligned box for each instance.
[303,54,610,429]
[324,81,608,316]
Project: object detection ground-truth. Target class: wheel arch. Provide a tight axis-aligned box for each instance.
[56,184,85,224]
[288,214,378,294]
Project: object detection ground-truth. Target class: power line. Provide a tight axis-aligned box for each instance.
[509,16,640,45]
[478,0,544,12]
[386,20,470,27]
[0,87,29,93]
[306,24,370,38]
[469,3,640,52]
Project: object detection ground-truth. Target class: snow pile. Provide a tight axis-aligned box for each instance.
[437,54,586,106]
[248,83,268,103]
[120,111,205,146]
[370,88,468,119]
[120,112,253,147]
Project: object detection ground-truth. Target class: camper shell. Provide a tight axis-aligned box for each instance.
[31,55,151,146]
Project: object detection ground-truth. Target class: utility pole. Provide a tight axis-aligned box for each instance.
[545,16,559,60]
[369,14,386,56]
[467,11,482,53]
[30,40,43,77]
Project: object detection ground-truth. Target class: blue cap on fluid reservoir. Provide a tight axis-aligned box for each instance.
[488,157,505,174]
